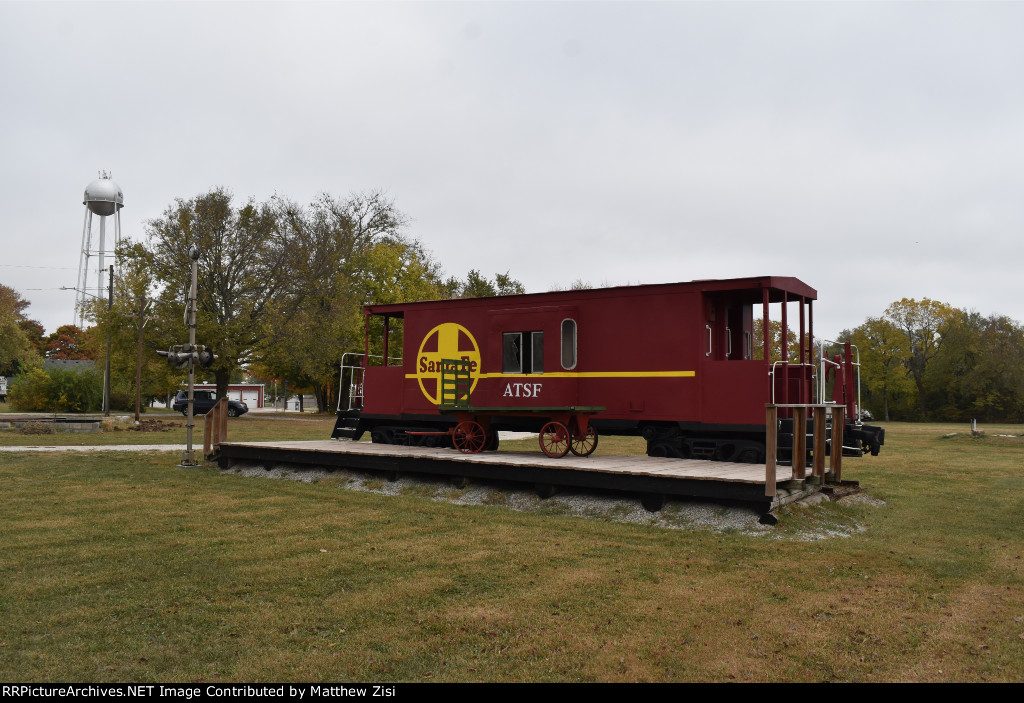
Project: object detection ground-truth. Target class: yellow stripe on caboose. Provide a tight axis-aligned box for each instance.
[406,370,696,379]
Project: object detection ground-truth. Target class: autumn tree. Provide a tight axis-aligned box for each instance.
[44,324,95,360]
[751,319,799,363]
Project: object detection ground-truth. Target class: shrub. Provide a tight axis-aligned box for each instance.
[19,421,55,435]
[8,366,102,413]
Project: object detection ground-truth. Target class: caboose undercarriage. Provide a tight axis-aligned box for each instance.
[332,409,884,467]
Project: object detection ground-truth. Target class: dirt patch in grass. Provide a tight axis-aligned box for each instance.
[115,419,180,432]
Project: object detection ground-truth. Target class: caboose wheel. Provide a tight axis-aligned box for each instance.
[569,425,599,457]
[539,422,570,458]
[453,421,487,454]
[484,430,499,451]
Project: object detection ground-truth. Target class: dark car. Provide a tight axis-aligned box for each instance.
[173,390,248,417]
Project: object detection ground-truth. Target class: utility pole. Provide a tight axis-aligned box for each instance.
[183,246,200,466]
[134,294,149,424]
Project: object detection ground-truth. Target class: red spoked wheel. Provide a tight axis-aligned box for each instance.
[453,421,487,454]
[539,421,571,458]
[569,424,599,457]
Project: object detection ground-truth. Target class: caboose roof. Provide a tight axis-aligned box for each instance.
[364,275,816,316]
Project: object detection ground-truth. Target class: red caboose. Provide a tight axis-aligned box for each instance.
[333,276,884,462]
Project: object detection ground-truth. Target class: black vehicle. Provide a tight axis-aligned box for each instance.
[172,390,248,417]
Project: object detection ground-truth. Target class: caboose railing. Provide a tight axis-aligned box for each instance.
[817,340,863,424]
[769,361,815,405]
[764,403,845,498]
[337,352,403,411]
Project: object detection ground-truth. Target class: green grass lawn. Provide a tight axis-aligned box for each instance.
[0,413,337,446]
[1,422,1021,682]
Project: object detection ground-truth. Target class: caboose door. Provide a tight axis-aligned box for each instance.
[700,294,766,427]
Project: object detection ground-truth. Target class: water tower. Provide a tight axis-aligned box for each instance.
[75,171,124,327]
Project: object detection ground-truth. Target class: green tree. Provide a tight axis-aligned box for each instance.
[0,284,35,376]
[440,270,526,298]
[847,317,913,421]
[89,242,184,413]
[141,188,291,398]
[884,297,958,419]
[953,315,1024,422]
[262,192,442,411]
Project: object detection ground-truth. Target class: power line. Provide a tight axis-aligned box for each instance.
[0,264,76,270]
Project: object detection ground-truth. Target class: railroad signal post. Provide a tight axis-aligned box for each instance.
[157,244,216,467]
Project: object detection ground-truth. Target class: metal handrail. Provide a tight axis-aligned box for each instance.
[768,361,815,405]
[336,352,403,412]
[816,340,863,424]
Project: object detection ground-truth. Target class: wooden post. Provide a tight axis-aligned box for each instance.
[830,405,845,482]
[793,406,806,480]
[203,398,229,460]
[765,404,777,497]
[813,406,826,478]
[219,398,228,448]
[203,410,213,459]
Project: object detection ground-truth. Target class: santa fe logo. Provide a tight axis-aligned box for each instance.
[414,323,481,405]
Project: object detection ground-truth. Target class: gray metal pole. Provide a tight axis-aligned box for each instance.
[98,216,106,301]
[134,295,145,424]
[182,250,200,466]
[103,265,113,416]
[76,208,90,329]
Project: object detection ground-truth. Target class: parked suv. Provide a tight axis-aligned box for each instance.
[173,390,248,417]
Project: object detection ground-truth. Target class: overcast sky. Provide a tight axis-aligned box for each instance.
[2,1,1022,340]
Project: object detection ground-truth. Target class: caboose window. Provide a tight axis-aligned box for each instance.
[561,319,577,370]
[503,333,522,373]
[503,331,544,373]
[531,332,544,373]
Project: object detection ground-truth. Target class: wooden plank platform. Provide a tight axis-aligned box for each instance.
[220,439,789,484]
[217,440,796,513]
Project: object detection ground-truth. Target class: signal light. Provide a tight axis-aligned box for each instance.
[158,347,194,369]
[197,346,216,369]
[158,344,217,370]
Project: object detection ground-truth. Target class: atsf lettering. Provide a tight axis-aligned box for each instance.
[503,382,542,398]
